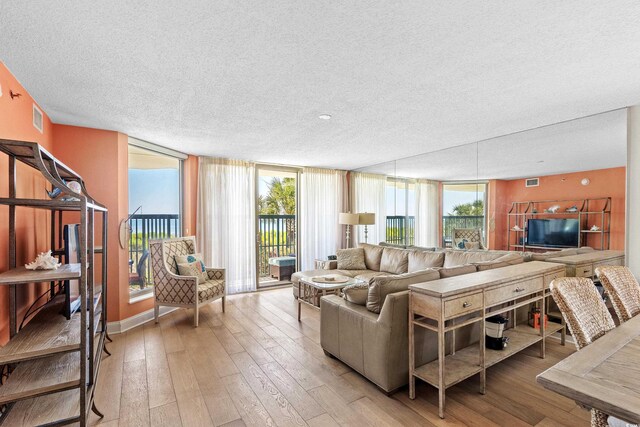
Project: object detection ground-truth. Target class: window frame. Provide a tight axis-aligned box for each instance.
[127,139,186,301]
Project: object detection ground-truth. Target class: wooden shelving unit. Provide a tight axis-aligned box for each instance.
[507,198,611,252]
[0,139,108,426]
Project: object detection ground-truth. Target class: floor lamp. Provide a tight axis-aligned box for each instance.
[339,213,359,248]
[358,212,375,243]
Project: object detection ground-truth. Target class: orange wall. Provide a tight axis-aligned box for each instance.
[0,62,55,343]
[489,167,626,251]
[52,125,139,321]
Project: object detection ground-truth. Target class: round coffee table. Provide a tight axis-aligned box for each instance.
[297,275,366,321]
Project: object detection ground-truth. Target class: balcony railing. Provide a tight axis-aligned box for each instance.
[128,213,181,289]
[258,214,296,277]
[442,215,485,247]
[383,215,485,248]
[385,216,415,246]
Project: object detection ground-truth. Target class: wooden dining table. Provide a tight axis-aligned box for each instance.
[537,314,640,424]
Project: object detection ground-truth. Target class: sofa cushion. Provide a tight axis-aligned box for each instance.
[367,269,439,313]
[494,253,525,265]
[406,245,437,252]
[476,261,510,271]
[342,282,369,305]
[379,247,409,274]
[359,243,384,271]
[337,248,367,270]
[354,271,387,283]
[378,242,406,249]
[530,248,580,261]
[407,251,445,273]
[443,250,503,268]
[437,264,477,278]
[464,241,480,250]
[473,252,524,271]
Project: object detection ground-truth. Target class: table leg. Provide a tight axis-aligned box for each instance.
[409,293,415,399]
[298,282,302,321]
[480,317,486,395]
[438,317,446,418]
[540,293,546,358]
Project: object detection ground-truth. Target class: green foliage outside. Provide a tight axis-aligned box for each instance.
[258,178,296,215]
[448,200,484,216]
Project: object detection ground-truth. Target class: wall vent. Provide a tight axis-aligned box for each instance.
[33,104,43,133]
[525,178,539,187]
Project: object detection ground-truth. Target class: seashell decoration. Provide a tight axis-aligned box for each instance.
[25,251,61,270]
[67,181,82,194]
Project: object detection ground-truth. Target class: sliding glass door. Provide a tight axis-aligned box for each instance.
[255,165,299,288]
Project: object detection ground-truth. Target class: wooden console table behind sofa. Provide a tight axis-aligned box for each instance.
[408,261,566,419]
[545,250,624,278]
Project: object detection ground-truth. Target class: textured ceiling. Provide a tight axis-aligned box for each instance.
[358,109,627,180]
[1,1,640,170]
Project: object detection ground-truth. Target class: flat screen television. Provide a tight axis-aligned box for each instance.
[526,218,579,248]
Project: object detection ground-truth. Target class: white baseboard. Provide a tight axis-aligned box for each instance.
[107,306,178,334]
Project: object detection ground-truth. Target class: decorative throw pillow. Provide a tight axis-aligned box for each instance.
[177,260,208,282]
[342,282,369,305]
[464,241,480,250]
[457,239,468,249]
[367,269,440,313]
[175,253,205,269]
[336,248,367,270]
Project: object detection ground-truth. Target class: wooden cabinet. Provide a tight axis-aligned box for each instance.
[409,261,566,419]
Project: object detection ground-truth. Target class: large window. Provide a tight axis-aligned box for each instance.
[385,178,415,245]
[442,183,487,247]
[128,143,183,297]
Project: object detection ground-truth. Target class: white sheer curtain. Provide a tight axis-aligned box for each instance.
[352,172,387,246]
[415,179,439,247]
[197,158,256,294]
[300,168,348,271]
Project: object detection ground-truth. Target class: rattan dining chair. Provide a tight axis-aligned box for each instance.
[550,277,616,427]
[595,266,640,323]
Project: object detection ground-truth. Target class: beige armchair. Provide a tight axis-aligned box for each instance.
[149,236,225,326]
[452,228,485,250]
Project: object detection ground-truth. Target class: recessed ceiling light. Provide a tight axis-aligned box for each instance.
[318,114,332,120]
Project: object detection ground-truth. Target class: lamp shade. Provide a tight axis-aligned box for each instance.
[358,212,375,225]
[339,213,359,225]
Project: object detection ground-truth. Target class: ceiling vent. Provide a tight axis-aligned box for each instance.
[525,178,539,187]
[33,104,43,133]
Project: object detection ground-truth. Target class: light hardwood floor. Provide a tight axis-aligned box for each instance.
[90,288,590,427]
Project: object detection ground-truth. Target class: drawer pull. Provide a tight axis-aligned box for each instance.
[514,287,525,292]
[462,301,472,308]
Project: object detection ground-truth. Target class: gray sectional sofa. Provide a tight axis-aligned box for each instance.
[293,243,594,394]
